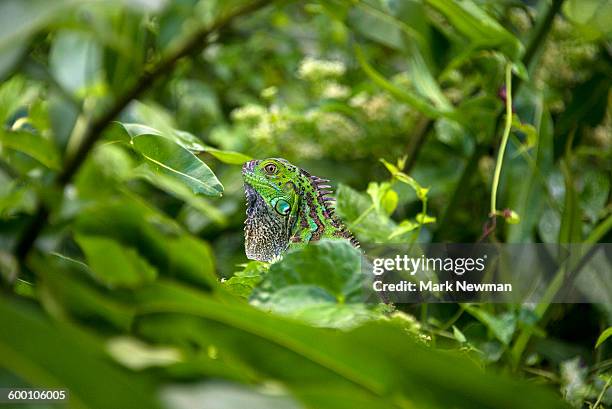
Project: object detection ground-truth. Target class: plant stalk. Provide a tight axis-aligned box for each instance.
[490,63,513,216]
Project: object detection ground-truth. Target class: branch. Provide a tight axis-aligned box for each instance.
[15,0,272,261]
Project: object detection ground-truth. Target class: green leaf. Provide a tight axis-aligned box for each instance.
[115,123,224,197]
[564,0,612,40]
[0,298,162,409]
[0,178,37,217]
[251,240,368,304]
[249,241,382,329]
[355,46,456,121]
[163,381,303,409]
[119,122,251,165]
[366,181,396,214]
[0,76,29,123]
[388,219,419,239]
[348,2,405,50]
[511,115,537,150]
[133,280,569,409]
[200,146,252,165]
[453,325,467,343]
[559,160,583,243]
[106,337,183,370]
[425,0,523,61]
[416,213,436,224]
[465,306,516,345]
[0,129,61,169]
[223,261,268,300]
[287,301,380,330]
[336,183,399,242]
[506,100,554,242]
[0,1,72,79]
[131,133,223,197]
[75,196,218,289]
[130,164,227,225]
[49,30,103,97]
[381,189,398,215]
[595,327,612,349]
[75,233,158,289]
[35,253,135,331]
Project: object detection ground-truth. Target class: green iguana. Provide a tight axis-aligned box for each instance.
[242,158,358,262]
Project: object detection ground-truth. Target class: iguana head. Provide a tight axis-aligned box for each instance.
[242,158,301,261]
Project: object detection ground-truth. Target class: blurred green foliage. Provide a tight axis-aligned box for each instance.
[0,0,611,408]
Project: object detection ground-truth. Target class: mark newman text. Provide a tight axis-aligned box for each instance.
[373,280,513,293]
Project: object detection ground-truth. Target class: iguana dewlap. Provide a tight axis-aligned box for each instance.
[242,158,358,262]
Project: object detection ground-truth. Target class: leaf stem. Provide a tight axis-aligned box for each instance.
[490,63,513,216]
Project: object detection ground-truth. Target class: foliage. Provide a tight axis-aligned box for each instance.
[0,0,611,408]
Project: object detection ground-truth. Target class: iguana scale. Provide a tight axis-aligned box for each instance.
[242,158,358,262]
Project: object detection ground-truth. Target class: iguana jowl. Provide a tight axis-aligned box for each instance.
[242,158,358,262]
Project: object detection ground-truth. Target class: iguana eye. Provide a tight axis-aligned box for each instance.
[264,163,277,174]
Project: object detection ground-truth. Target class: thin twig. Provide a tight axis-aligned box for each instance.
[15,0,272,262]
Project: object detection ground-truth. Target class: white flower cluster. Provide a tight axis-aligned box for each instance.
[349,92,392,121]
[307,110,362,141]
[231,104,266,122]
[321,82,350,99]
[231,104,289,141]
[297,57,346,81]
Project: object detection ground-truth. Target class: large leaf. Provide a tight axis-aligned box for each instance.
[595,327,612,349]
[349,1,451,113]
[564,0,612,40]
[426,0,524,61]
[162,381,303,409]
[335,183,399,242]
[49,30,103,97]
[75,233,158,289]
[130,164,227,225]
[0,129,61,170]
[116,123,224,196]
[249,240,378,329]
[119,122,252,165]
[0,297,162,409]
[0,0,72,79]
[199,146,252,165]
[506,98,554,242]
[131,133,223,197]
[75,196,218,289]
[355,46,456,121]
[0,76,30,124]
[34,252,135,331]
[251,240,368,304]
[133,280,569,409]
